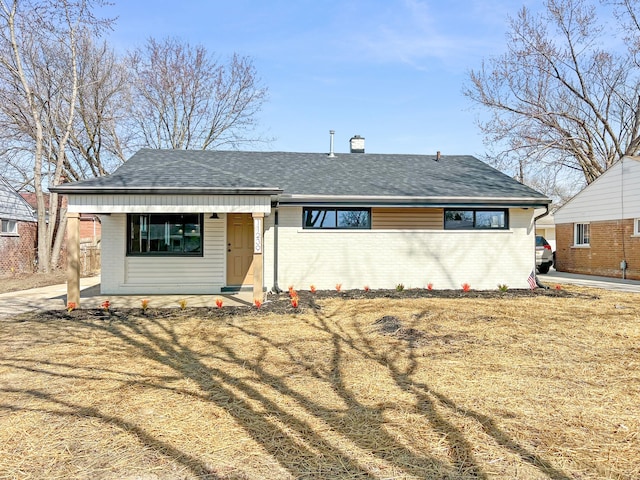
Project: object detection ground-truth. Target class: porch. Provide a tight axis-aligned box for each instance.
[63,192,275,307]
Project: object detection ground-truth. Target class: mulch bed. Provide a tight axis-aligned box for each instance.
[49,286,594,321]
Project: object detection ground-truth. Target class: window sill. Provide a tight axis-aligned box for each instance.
[0,233,19,237]
[571,244,590,248]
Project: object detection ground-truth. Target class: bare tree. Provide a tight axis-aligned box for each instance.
[464,0,640,190]
[128,37,268,150]
[0,0,112,272]
[66,33,131,180]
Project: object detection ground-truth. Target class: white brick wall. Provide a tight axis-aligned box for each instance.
[264,207,536,291]
[101,207,537,294]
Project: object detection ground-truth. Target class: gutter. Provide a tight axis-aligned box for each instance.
[278,195,551,208]
[49,185,284,196]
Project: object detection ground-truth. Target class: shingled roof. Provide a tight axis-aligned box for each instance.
[51,149,550,207]
[0,177,36,222]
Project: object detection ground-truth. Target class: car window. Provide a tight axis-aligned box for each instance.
[536,236,549,247]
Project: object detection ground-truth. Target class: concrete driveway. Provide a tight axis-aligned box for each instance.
[0,275,255,318]
[538,270,640,293]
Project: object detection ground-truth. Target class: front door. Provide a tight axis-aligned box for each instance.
[226,213,254,286]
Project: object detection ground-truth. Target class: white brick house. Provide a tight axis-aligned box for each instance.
[52,140,551,303]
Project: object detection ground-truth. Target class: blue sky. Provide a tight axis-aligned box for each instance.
[102,0,534,155]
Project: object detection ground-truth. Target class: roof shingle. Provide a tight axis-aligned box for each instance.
[51,149,550,206]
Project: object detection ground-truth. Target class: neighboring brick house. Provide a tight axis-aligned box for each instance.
[20,192,101,274]
[554,156,640,279]
[0,177,37,275]
[20,193,101,247]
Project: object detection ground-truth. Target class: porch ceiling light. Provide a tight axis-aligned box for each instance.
[210,213,220,219]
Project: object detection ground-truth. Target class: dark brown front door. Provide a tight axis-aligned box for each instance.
[226,213,254,286]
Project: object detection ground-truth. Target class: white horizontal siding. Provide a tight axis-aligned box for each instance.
[67,194,271,214]
[263,206,536,291]
[100,214,226,294]
[555,157,640,223]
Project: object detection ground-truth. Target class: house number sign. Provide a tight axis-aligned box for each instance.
[253,217,262,253]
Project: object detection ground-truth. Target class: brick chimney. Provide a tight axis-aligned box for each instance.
[349,135,365,153]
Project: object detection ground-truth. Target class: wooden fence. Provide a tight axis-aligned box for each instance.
[80,245,101,276]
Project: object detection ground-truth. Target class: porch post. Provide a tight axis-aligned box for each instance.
[252,212,264,302]
[67,212,81,307]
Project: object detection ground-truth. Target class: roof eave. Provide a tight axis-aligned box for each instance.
[49,186,284,196]
[277,195,551,208]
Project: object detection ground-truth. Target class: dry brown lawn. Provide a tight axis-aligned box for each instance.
[0,287,639,479]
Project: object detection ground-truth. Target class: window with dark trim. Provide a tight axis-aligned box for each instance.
[127,213,203,255]
[303,208,371,229]
[444,209,508,230]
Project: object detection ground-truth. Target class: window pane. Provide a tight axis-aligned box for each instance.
[1,220,17,234]
[128,214,201,255]
[575,223,590,245]
[444,210,473,229]
[148,216,170,252]
[476,211,505,229]
[337,210,370,228]
[304,209,336,228]
[129,215,145,253]
[183,214,202,253]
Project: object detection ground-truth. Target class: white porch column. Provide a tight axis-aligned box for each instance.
[67,212,80,306]
[252,212,264,302]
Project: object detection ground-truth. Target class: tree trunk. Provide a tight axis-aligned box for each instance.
[50,206,67,270]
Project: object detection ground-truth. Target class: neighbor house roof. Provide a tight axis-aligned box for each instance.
[51,149,551,207]
[0,177,36,222]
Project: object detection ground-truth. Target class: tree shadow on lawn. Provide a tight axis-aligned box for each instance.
[0,305,575,479]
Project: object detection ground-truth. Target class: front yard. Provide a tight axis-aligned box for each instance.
[0,288,638,479]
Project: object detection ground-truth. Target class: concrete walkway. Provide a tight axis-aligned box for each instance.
[0,276,255,318]
[538,270,640,293]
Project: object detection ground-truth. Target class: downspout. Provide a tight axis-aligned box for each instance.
[534,204,550,223]
[272,201,282,293]
[620,156,627,279]
[534,205,550,288]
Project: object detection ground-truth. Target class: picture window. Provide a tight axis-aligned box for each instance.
[127,213,203,256]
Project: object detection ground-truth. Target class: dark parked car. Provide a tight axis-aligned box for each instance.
[536,235,553,274]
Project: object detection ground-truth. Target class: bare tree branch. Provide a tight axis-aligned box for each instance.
[464,0,640,196]
[0,0,114,272]
[128,37,269,151]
